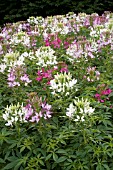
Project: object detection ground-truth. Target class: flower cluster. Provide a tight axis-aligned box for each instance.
[2,103,27,126]
[49,72,77,96]
[10,31,30,47]
[0,11,113,128]
[66,39,98,63]
[83,66,100,82]
[0,63,7,73]
[27,16,44,26]
[1,52,25,71]
[95,84,112,103]
[24,93,52,123]
[36,63,68,86]
[45,34,62,48]
[7,66,32,87]
[66,98,95,122]
[35,46,58,67]
[24,102,52,123]
[36,67,56,85]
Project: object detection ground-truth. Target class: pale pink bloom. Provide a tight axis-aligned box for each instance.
[88,52,95,58]
[8,81,20,87]
[7,70,15,82]
[44,111,52,119]
[20,74,32,83]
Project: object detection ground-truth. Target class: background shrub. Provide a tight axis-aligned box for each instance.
[0,0,113,26]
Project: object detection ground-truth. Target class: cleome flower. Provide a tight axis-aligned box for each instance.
[23,92,52,123]
[24,102,52,123]
[2,103,27,126]
[0,63,7,73]
[35,46,57,67]
[2,52,25,68]
[66,98,95,122]
[49,72,77,97]
[10,31,30,47]
[2,101,52,126]
[7,66,32,87]
[83,66,100,82]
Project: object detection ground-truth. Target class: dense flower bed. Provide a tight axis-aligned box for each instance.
[0,11,113,169]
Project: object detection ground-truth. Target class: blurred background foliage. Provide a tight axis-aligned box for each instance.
[0,0,113,27]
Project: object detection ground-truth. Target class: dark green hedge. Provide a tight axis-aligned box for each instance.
[0,0,113,26]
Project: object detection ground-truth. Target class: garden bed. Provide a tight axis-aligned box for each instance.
[0,11,113,169]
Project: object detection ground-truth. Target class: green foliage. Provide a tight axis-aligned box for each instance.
[1,11,113,169]
[0,0,113,26]
[1,109,113,169]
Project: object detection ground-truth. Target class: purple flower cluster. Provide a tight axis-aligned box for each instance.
[7,67,32,87]
[24,102,52,123]
[7,69,20,87]
[83,66,100,82]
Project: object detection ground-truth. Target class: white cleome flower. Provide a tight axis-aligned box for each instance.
[66,103,76,118]
[2,103,27,126]
[35,46,57,67]
[49,72,77,97]
[2,52,25,68]
[10,31,30,47]
[0,63,7,73]
[66,98,95,122]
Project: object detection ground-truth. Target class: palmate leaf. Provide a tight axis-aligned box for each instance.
[57,156,67,163]
[2,159,19,170]
[2,155,28,170]
[52,152,58,162]
[13,161,24,170]
[0,158,6,164]
[56,149,67,154]
[0,128,13,145]
[103,164,110,170]
[45,153,52,161]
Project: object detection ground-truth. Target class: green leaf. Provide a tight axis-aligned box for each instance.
[56,149,67,154]
[7,156,17,162]
[26,146,31,150]
[20,146,25,153]
[60,140,66,145]
[14,161,23,170]
[39,149,46,157]
[103,164,110,170]
[9,143,17,149]
[52,117,58,125]
[67,159,72,163]
[2,160,19,170]
[108,92,113,97]
[53,153,58,162]
[57,156,67,163]
[0,158,5,163]
[65,165,73,170]
[96,164,104,170]
[45,153,52,161]
[39,160,45,166]
[4,151,10,161]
